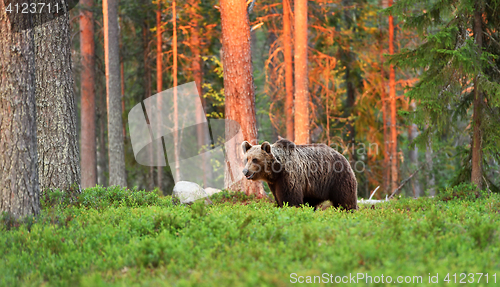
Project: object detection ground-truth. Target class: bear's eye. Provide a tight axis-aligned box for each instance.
[252,158,258,163]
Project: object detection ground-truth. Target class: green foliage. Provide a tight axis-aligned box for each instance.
[389,0,500,188]
[2,187,500,286]
[436,182,489,201]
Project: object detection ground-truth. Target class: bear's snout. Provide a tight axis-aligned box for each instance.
[242,168,249,176]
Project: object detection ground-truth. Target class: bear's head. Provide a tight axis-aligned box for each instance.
[241,141,280,182]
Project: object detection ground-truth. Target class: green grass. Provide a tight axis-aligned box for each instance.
[1,185,500,286]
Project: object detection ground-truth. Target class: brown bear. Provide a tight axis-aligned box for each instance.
[241,139,358,210]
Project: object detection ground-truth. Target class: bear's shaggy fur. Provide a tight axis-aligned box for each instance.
[241,139,358,210]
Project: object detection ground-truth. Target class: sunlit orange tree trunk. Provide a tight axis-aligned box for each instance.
[388,0,398,192]
[220,0,265,196]
[156,0,164,190]
[283,0,294,141]
[294,0,309,144]
[80,0,97,189]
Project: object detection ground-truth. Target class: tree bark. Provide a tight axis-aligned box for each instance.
[143,15,154,190]
[0,3,40,217]
[189,0,212,187]
[172,0,181,182]
[294,0,309,144]
[471,3,483,190]
[426,141,435,196]
[34,0,81,192]
[283,0,294,141]
[388,0,398,192]
[103,0,127,187]
[220,0,265,196]
[80,0,97,189]
[408,103,422,197]
[157,0,164,190]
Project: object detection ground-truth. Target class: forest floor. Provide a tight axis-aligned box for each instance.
[1,185,500,286]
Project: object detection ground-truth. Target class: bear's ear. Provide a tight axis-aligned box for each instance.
[261,141,272,154]
[241,141,252,154]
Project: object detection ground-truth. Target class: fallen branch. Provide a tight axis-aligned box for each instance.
[388,151,440,199]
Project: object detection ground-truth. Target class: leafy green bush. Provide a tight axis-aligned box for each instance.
[436,183,489,202]
[1,186,500,286]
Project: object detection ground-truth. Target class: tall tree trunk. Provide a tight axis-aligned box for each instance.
[426,142,435,196]
[189,0,212,187]
[377,2,390,193]
[220,0,265,196]
[283,0,294,141]
[80,0,97,189]
[34,0,81,191]
[97,79,108,187]
[471,3,483,190]
[103,0,127,187]
[388,0,398,192]
[408,103,422,197]
[157,0,164,190]
[0,5,40,217]
[172,0,181,182]
[143,17,154,190]
[294,0,309,144]
[342,0,356,158]
[121,62,126,139]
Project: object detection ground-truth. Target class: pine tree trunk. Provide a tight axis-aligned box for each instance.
[189,0,212,187]
[220,0,265,196]
[34,0,81,192]
[342,0,356,156]
[283,0,294,141]
[103,0,127,187]
[172,0,181,182]
[143,17,154,190]
[378,9,390,194]
[388,0,398,192]
[157,0,164,190]
[80,0,97,189]
[426,141,435,196]
[408,103,422,197]
[0,5,40,217]
[294,0,309,144]
[97,83,108,187]
[471,4,483,190]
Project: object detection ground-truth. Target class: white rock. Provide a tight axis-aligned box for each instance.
[204,187,222,196]
[173,181,209,204]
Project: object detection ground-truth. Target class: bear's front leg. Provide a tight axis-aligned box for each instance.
[280,187,304,208]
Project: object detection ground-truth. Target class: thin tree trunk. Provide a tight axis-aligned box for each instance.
[97,83,108,187]
[103,0,127,187]
[294,0,309,144]
[471,3,483,190]
[80,0,97,189]
[157,0,164,190]
[408,103,422,197]
[0,4,40,217]
[388,0,398,192]
[189,0,212,187]
[172,0,181,182]
[284,0,294,141]
[426,141,435,196]
[143,17,154,190]
[220,0,265,196]
[121,62,126,139]
[325,60,330,146]
[380,36,390,193]
[34,0,81,192]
